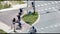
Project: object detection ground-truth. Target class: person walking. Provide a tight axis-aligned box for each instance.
[17,14,20,21]
[19,9,23,14]
[31,2,35,13]
[12,18,16,32]
[19,12,21,16]
[18,22,22,29]
[29,26,37,34]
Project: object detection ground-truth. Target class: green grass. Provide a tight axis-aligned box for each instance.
[0,29,7,33]
[22,12,38,25]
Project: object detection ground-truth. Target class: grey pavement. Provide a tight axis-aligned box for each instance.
[0,10,19,26]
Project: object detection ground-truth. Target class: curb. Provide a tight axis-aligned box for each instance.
[0,3,27,12]
[32,11,40,26]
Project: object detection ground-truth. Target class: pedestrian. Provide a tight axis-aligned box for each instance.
[29,26,37,34]
[12,18,16,32]
[18,22,22,29]
[20,9,23,13]
[19,12,21,16]
[17,15,20,21]
[32,26,37,33]
[31,2,34,7]
[12,18,16,24]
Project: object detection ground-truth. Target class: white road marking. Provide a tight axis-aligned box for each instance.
[35,6,37,7]
[58,11,60,13]
[44,3,47,5]
[48,8,51,10]
[52,7,55,9]
[38,5,40,7]
[38,10,40,11]
[41,4,44,6]
[45,8,48,10]
[58,1,60,2]
[54,25,58,27]
[50,25,54,28]
[55,1,58,3]
[47,3,51,5]
[41,28,44,30]
[51,2,55,4]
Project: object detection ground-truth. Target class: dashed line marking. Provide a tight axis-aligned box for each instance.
[58,1,60,2]
[51,2,55,4]
[41,4,44,6]
[54,25,58,27]
[41,28,44,30]
[50,25,54,28]
[55,1,58,3]
[44,3,47,5]
[47,3,51,5]
[35,6,37,7]
[38,5,40,7]
[45,8,48,10]
[58,11,60,13]
[48,8,51,10]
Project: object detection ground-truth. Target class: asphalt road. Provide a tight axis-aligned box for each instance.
[33,1,60,33]
[0,1,60,33]
[25,1,60,33]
